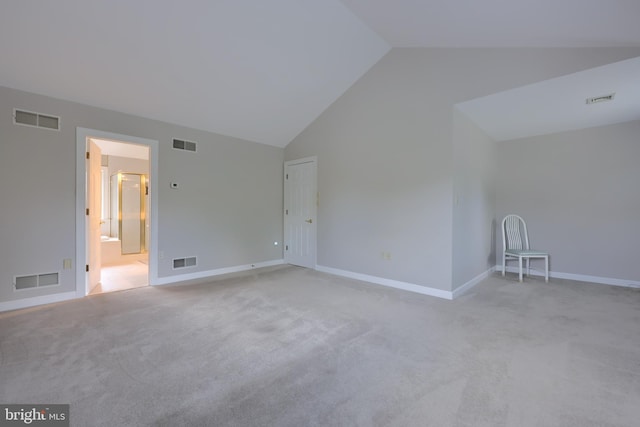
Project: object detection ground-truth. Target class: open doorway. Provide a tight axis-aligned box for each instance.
[76,128,159,298]
[89,138,150,294]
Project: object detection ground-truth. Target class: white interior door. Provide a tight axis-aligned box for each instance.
[87,139,102,293]
[284,157,317,268]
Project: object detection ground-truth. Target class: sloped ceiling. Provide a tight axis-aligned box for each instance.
[340,0,640,47]
[0,0,389,147]
[457,56,640,141]
[1,1,639,147]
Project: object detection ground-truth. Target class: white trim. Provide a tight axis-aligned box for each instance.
[497,265,640,288]
[285,156,317,166]
[76,128,159,297]
[0,260,284,312]
[155,259,285,286]
[452,266,496,298]
[316,265,454,300]
[0,291,77,313]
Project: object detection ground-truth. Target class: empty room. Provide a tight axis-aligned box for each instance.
[1,1,639,426]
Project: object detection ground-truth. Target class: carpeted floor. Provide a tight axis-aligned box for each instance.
[1,266,639,426]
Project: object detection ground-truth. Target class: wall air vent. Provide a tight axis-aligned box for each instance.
[173,256,197,269]
[172,138,197,152]
[13,109,60,130]
[586,93,615,105]
[14,272,60,290]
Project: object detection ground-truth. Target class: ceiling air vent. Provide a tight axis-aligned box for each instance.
[14,109,60,130]
[173,138,197,152]
[586,93,615,105]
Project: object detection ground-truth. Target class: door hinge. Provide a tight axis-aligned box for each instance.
[86,152,90,159]
[285,209,288,215]
[86,264,90,272]
[286,174,288,180]
[86,208,90,215]
[285,245,288,251]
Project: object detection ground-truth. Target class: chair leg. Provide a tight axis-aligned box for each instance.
[502,253,506,276]
[526,258,530,277]
[545,256,549,282]
[519,257,523,282]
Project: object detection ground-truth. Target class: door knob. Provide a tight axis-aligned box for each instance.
[305,219,313,224]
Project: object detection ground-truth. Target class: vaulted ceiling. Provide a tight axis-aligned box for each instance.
[1,1,639,147]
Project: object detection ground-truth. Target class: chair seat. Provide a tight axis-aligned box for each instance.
[505,249,548,257]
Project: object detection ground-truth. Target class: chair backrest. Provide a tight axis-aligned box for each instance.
[502,214,530,251]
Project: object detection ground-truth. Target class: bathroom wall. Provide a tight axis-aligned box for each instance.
[101,155,150,266]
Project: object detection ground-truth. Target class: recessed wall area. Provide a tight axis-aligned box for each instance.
[495,120,640,283]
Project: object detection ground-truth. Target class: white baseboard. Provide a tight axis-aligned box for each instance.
[316,265,453,300]
[0,291,78,313]
[452,267,497,298]
[0,260,286,312]
[154,259,285,286]
[497,265,640,288]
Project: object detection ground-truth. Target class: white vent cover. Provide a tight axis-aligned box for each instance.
[173,256,197,269]
[586,93,615,105]
[14,272,60,290]
[173,138,197,152]
[14,109,60,130]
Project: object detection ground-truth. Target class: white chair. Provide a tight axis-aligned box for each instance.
[502,214,549,282]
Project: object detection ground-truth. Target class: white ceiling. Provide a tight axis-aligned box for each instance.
[457,56,640,141]
[1,1,639,148]
[340,0,640,47]
[0,0,389,147]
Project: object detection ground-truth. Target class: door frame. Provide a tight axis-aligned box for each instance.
[75,128,159,297]
[283,156,317,268]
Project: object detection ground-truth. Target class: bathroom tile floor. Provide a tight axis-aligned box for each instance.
[90,260,149,295]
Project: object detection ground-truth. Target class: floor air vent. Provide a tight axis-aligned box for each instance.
[173,138,197,152]
[14,109,60,130]
[173,256,197,269]
[14,272,60,290]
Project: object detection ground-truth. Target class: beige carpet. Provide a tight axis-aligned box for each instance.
[1,266,639,426]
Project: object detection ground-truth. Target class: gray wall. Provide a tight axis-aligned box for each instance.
[452,109,496,289]
[0,86,283,304]
[495,120,640,282]
[285,47,640,292]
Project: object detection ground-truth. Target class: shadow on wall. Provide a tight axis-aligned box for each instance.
[488,218,496,266]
